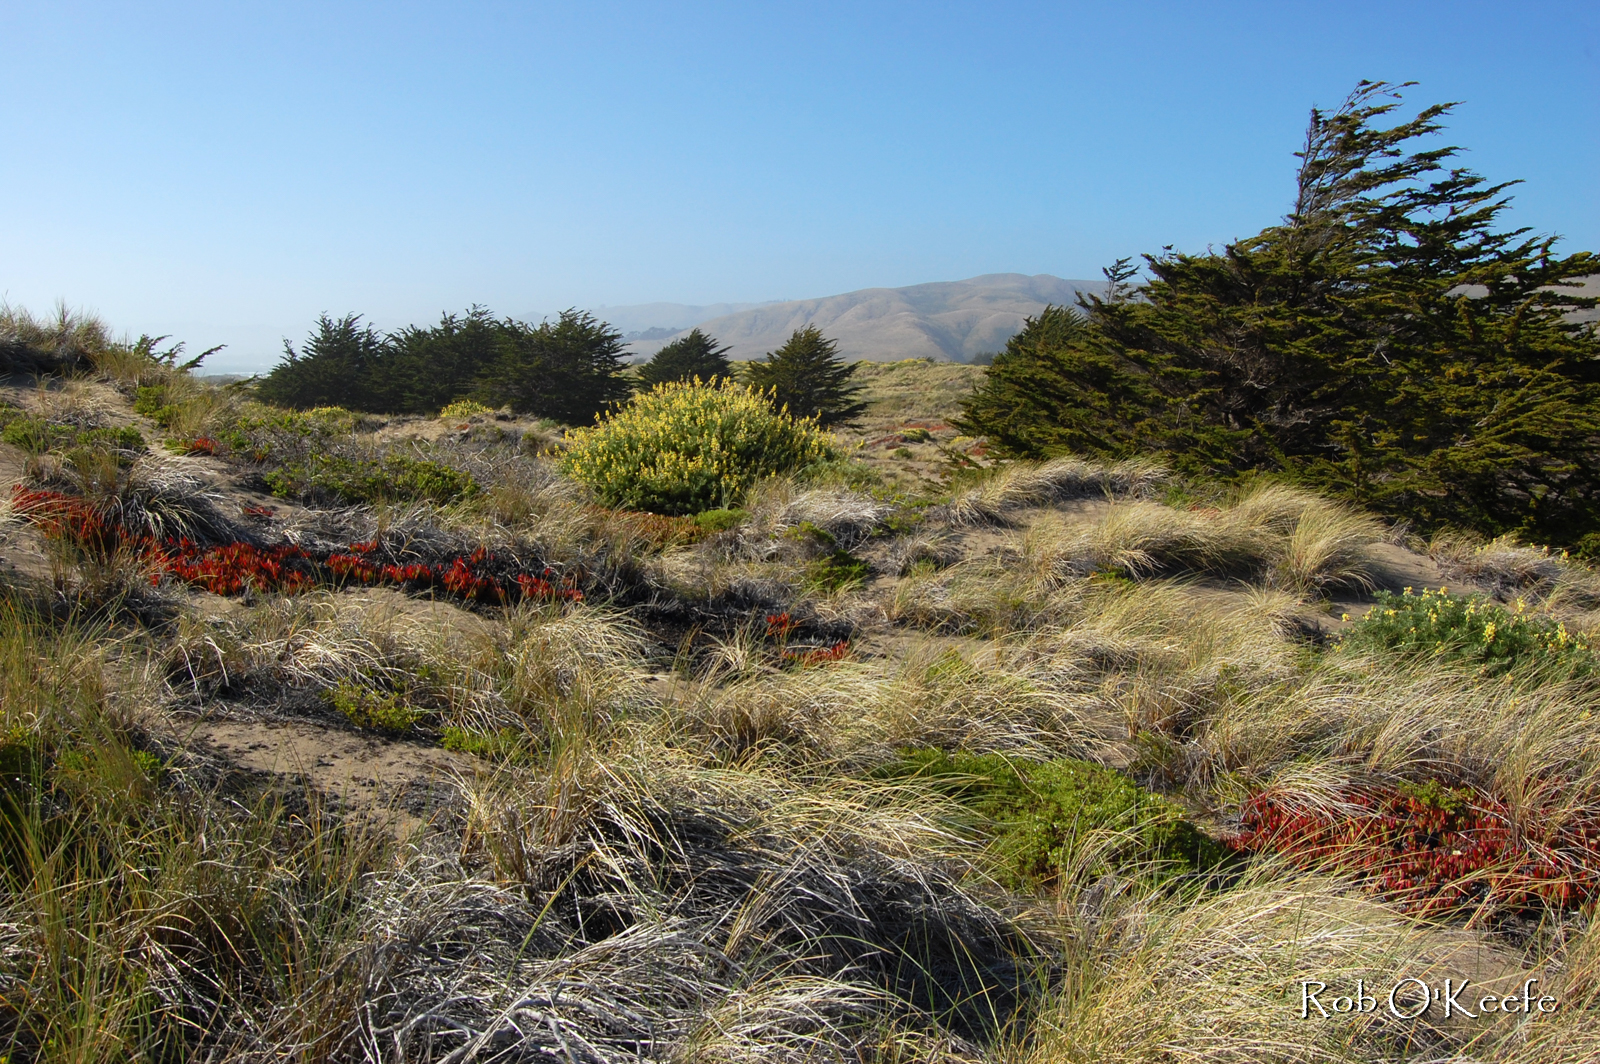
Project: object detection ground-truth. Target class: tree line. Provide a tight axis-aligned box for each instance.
[958,81,1600,548]
[257,310,864,426]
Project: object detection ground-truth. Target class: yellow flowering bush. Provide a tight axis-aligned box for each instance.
[560,378,839,515]
[1340,587,1596,678]
[439,398,494,419]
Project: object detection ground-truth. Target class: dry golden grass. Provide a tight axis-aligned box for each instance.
[1015,866,1479,1064]
[14,366,1600,1060]
[1021,484,1382,592]
[0,302,113,373]
[945,456,1167,526]
[1431,530,1600,610]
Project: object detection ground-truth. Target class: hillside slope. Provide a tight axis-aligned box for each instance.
[626,273,1101,362]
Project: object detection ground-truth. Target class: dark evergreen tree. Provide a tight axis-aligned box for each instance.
[636,328,734,388]
[745,325,866,426]
[959,81,1600,547]
[256,314,388,410]
[477,309,632,422]
[382,306,505,414]
[954,302,1159,457]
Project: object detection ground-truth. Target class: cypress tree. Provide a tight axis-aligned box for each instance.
[636,328,734,388]
[745,325,866,426]
[476,309,632,423]
[257,314,389,411]
[959,81,1600,547]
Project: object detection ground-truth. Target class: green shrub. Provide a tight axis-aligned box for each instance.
[1,415,54,453]
[785,520,872,592]
[693,507,749,533]
[560,378,839,515]
[264,452,477,506]
[805,551,871,593]
[876,749,1228,888]
[133,384,178,426]
[324,681,422,733]
[1338,587,1597,679]
[0,414,144,457]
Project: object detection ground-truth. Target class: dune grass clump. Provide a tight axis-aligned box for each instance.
[561,378,838,515]
[0,303,114,374]
[944,455,1167,526]
[1024,482,1382,591]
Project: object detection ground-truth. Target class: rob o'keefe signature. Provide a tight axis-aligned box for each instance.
[1298,978,1558,1020]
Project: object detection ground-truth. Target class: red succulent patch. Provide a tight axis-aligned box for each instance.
[11,485,583,605]
[783,639,851,666]
[1234,782,1600,914]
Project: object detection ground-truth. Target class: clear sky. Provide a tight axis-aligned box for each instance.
[2,1,1595,372]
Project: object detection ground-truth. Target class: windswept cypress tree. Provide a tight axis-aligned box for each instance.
[257,314,389,410]
[745,326,866,426]
[636,328,734,388]
[959,81,1600,547]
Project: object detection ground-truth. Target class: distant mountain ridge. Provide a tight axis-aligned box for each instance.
[617,273,1103,363]
[574,300,783,337]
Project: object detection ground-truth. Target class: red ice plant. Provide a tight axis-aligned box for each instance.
[11,485,583,605]
[1234,781,1600,914]
[783,639,851,666]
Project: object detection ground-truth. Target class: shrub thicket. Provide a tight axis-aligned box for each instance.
[254,313,387,410]
[560,379,837,515]
[958,81,1600,549]
[473,309,632,421]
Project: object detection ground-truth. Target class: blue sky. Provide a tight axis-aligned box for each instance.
[2,1,1595,372]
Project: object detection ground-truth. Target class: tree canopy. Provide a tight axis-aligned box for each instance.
[745,326,866,427]
[636,328,734,389]
[958,81,1600,548]
[476,309,631,422]
[256,307,631,423]
[256,314,389,410]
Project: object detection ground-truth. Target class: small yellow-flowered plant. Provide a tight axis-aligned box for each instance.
[561,378,840,515]
[439,398,494,420]
[1341,586,1597,679]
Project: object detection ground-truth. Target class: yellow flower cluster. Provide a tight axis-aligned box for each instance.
[560,378,839,514]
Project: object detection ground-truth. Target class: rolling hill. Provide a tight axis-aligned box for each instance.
[619,273,1102,362]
